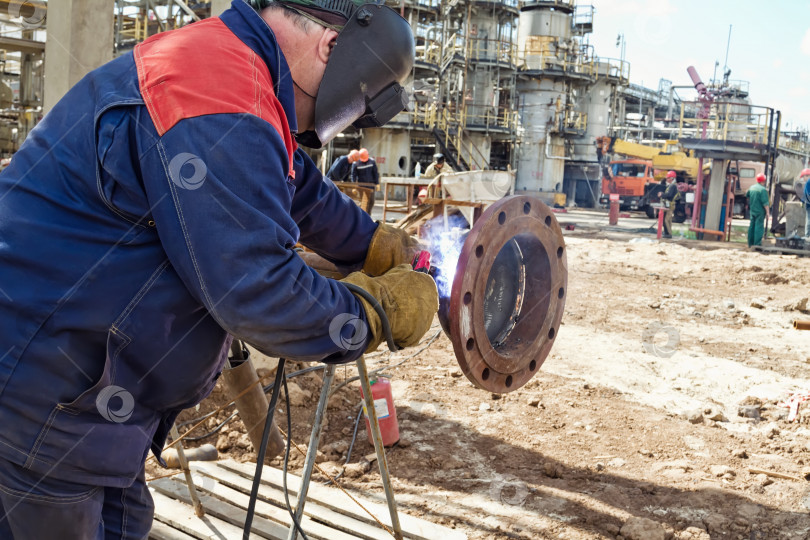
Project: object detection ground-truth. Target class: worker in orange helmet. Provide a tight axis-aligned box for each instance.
[351,147,380,205]
[746,173,770,247]
[800,168,810,238]
[660,170,679,239]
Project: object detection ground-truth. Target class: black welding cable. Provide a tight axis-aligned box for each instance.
[342,282,399,352]
[243,357,287,540]
[245,286,400,538]
[178,366,326,441]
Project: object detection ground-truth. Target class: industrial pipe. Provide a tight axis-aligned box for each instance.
[794,320,810,331]
[221,354,286,461]
[687,66,708,98]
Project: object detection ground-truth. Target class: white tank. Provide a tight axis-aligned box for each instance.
[517,7,573,71]
[774,153,806,186]
[515,77,566,193]
[571,72,611,162]
[716,96,752,143]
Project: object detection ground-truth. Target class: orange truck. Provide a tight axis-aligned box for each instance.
[599,158,664,218]
[596,136,705,219]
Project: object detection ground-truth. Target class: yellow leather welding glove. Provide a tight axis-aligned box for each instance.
[341,264,438,353]
[362,222,424,277]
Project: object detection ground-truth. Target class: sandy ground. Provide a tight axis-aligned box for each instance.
[152,209,810,540]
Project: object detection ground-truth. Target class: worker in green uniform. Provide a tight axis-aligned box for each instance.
[746,173,770,247]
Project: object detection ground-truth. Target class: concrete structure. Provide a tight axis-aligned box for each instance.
[44,0,113,113]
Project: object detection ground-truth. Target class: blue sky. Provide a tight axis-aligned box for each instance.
[586,0,810,132]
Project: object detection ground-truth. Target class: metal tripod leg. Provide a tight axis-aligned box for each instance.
[287,357,403,540]
[170,424,205,518]
[356,355,403,540]
[286,364,336,540]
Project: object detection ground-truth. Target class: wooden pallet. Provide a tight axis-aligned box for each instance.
[148,460,466,540]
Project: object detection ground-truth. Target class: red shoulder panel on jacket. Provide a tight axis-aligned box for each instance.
[134,19,296,166]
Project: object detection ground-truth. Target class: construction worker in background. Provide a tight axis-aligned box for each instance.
[351,148,381,206]
[0,1,437,537]
[801,168,810,238]
[326,148,360,183]
[746,173,771,247]
[660,170,679,239]
[424,152,450,180]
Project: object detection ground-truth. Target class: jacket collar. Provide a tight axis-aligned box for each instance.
[220,0,298,134]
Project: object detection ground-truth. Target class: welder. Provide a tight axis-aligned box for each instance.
[746,173,770,247]
[0,1,437,538]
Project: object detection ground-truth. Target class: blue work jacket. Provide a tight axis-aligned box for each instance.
[0,0,376,487]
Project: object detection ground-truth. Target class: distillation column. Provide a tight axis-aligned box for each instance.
[515,1,574,200]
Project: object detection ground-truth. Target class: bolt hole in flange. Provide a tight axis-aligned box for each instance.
[438,195,568,394]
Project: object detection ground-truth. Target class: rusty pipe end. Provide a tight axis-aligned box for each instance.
[794,320,810,331]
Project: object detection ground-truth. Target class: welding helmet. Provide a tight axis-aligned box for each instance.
[250,0,415,148]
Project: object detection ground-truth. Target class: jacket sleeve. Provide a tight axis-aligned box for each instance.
[290,150,378,268]
[137,113,370,363]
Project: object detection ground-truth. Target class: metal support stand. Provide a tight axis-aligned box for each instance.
[170,424,205,518]
[286,357,403,540]
[286,364,336,540]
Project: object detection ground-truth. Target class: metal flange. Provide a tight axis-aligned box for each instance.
[440,195,568,393]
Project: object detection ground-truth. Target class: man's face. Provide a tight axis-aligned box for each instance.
[262,9,339,132]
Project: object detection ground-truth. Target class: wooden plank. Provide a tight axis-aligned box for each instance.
[154,474,363,540]
[149,519,198,540]
[151,490,246,540]
[151,477,285,540]
[219,460,466,540]
[194,463,383,540]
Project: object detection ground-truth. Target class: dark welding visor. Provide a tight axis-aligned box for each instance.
[295,4,414,148]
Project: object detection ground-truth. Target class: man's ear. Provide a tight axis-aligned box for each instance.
[317,28,339,64]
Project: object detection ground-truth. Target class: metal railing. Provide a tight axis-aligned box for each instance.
[595,57,630,84]
[462,105,518,132]
[435,108,489,171]
[677,101,775,145]
[442,33,519,68]
[415,38,442,66]
[562,110,587,133]
[384,0,441,9]
[522,0,575,8]
[517,39,597,79]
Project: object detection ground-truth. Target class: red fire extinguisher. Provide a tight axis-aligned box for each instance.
[360,378,399,447]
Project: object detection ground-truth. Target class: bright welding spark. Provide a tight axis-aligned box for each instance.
[424,215,468,299]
